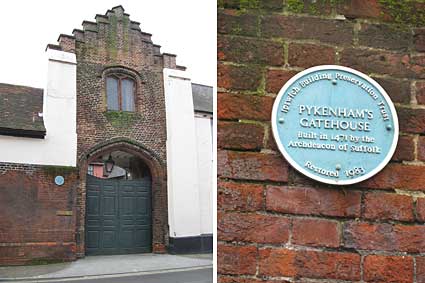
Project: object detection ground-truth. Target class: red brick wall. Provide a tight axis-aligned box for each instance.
[218,1,425,282]
[0,164,78,265]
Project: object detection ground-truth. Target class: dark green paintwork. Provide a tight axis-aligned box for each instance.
[85,175,152,255]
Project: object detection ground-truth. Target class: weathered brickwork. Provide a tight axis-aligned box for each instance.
[218,0,425,282]
[0,164,79,265]
[0,5,181,265]
[61,6,175,256]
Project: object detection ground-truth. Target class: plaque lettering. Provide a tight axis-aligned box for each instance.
[272,65,399,185]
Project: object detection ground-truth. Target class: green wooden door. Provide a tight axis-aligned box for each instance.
[85,175,152,255]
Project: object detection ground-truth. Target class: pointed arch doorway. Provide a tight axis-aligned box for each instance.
[81,142,167,256]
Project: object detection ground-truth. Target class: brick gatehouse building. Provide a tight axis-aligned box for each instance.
[0,6,213,265]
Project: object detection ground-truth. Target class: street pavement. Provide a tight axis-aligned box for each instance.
[2,268,213,283]
[0,254,213,282]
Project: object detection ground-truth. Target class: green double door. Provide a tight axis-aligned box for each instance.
[85,175,152,255]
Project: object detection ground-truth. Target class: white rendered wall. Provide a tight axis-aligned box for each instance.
[195,115,213,235]
[0,48,77,166]
[164,68,202,238]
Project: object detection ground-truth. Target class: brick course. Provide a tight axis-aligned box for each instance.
[363,192,414,221]
[363,255,414,283]
[259,248,361,280]
[218,63,263,91]
[417,198,425,222]
[218,0,425,282]
[218,150,288,182]
[218,121,264,150]
[266,186,362,217]
[288,43,336,68]
[265,69,298,94]
[218,244,257,275]
[417,257,425,283]
[218,93,274,121]
[218,212,290,244]
[291,218,340,248]
[391,135,415,161]
[343,222,425,252]
[217,181,264,212]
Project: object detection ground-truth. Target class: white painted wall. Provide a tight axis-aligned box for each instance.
[0,48,77,166]
[195,114,213,235]
[164,68,202,238]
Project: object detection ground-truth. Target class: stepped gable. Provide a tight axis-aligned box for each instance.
[49,5,185,70]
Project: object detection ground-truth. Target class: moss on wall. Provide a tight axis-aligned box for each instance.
[217,0,259,10]
[42,165,78,176]
[287,0,343,15]
[122,16,130,51]
[287,0,304,13]
[379,0,425,27]
[107,15,118,59]
[105,111,138,128]
[240,0,259,9]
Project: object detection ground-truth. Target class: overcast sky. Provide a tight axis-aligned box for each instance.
[0,0,216,88]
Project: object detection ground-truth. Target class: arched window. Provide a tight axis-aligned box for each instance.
[106,75,135,111]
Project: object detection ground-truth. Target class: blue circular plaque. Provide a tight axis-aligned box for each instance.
[272,65,399,185]
[55,176,65,186]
